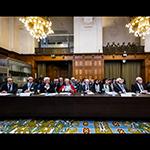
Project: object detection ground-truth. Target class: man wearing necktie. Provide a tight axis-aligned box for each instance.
[114,77,128,93]
[22,76,37,93]
[131,77,148,94]
[8,83,12,92]
[0,77,18,94]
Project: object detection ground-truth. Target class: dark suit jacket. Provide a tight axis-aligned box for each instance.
[82,84,95,92]
[38,83,56,93]
[22,82,37,93]
[101,84,113,93]
[113,83,128,93]
[131,82,146,93]
[93,83,102,93]
[0,82,18,94]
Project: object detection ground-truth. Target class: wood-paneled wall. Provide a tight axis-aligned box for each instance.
[18,53,150,82]
[1,47,150,82]
[73,55,103,80]
[145,55,150,82]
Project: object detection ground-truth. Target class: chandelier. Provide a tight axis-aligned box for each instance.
[19,16,54,42]
[126,16,150,39]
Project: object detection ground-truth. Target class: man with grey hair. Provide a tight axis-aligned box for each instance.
[131,77,148,94]
[22,76,37,93]
[0,77,18,94]
[38,77,56,93]
[113,77,128,94]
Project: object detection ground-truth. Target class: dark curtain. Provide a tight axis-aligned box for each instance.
[37,63,46,78]
[122,61,141,90]
[104,61,121,79]
[104,60,142,90]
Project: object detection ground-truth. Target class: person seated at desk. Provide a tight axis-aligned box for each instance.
[38,77,56,93]
[51,78,59,93]
[82,79,94,94]
[70,77,78,90]
[93,79,101,94]
[131,77,148,94]
[113,77,128,94]
[22,76,37,93]
[101,78,113,94]
[57,77,64,91]
[0,77,18,94]
[59,78,77,94]
[146,81,150,92]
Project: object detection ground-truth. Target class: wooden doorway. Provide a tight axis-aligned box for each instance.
[37,61,72,80]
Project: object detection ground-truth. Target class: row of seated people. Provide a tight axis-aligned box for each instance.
[0,76,150,95]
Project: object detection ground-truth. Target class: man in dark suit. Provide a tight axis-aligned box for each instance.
[38,77,56,93]
[0,77,18,94]
[101,78,113,93]
[131,77,148,94]
[113,77,128,94]
[82,79,94,94]
[22,76,37,93]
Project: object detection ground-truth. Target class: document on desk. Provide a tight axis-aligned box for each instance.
[45,93,58,96]
[19,93,31,96]
[59,92,72,96]
[105,91,118,96]
[86,91,94,95]
[120,92,136,97]
[0,93,13,96]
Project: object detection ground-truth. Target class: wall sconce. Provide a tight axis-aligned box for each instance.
[51,54,55,58]
[122,51,127,57]
[122,60,126,63]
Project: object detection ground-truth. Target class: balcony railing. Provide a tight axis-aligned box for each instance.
[103,42,144,54]
[35,47,73,55]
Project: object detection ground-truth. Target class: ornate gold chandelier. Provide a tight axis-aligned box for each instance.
[126,16,150,39]
[19,16,54,42]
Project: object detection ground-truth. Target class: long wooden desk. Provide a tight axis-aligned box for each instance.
[0,95,150,119]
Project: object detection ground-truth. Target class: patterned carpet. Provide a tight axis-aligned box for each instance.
[0,120,149,134]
